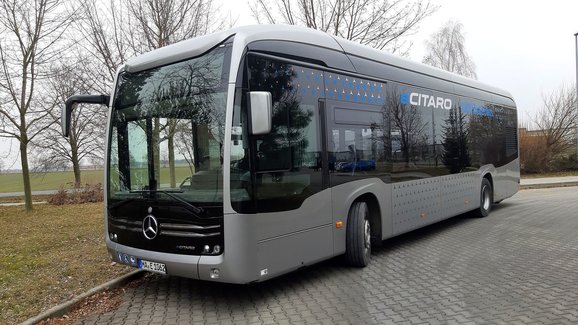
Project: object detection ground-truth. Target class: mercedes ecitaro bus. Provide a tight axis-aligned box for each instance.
[62,25,519,284]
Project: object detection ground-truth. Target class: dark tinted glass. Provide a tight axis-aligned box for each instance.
[230,89,252,212]
[388,85,442,181]
[442,104,472,174]
[325,73,389,185]
[328,119,389,185]
[247,55,324,213]
[459,100,518,169]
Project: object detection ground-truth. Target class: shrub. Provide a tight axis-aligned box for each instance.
[519,132,550,174]
[48,183,104,205]
[48,186,69,205]
[78,183,104,203]
[554,152,578,171]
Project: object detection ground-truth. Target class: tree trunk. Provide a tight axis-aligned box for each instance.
[401,133,410,168]
[153,118,161,189]
[20,138,33,211]
[71,137,81,187]
[168,134,176,188]
[72,156,81,188]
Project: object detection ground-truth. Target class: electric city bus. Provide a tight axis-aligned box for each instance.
[62,25,519,284]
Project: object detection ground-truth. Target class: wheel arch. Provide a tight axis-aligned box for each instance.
[482,172,494,201]
[352,192,382,245]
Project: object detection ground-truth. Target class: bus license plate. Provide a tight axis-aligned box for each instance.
[139,260,166,274]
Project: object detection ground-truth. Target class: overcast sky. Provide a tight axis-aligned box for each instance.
[1,0,577,169]
[410,0,578,122]
[231,0,578,120]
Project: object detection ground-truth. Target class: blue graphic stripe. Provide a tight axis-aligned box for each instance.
[461,102,494,117]
[293,69,386,105]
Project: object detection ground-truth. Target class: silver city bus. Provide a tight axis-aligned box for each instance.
[62,25,519,283]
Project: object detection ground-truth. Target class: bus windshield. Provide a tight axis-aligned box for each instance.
[108,43,231,206]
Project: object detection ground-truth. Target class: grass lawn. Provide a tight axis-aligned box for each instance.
[0,195,53,204]
[0,203,131,324]
[0,170,104,193]
[0,166,193,193]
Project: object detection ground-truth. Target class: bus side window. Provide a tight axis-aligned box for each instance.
[328,107,388,185]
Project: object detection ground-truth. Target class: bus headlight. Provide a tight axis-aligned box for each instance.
[213,245,221,254]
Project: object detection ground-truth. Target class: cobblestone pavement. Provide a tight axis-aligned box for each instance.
[78,187,578,324]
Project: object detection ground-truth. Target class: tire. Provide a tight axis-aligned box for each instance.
[475,178,493,217]
[345,201,371,267]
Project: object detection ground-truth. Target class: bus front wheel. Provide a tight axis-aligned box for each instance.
[475,178,493,217]
[345,201,371,267]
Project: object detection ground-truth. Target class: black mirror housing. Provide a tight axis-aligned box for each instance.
[62,95,110,137]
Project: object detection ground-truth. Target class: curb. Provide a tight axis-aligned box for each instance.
[20,270,145,325]
[520,182,578,190]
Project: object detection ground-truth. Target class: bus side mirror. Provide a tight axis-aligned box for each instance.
[248,91,272,135]
[62,95,111,137]
[61,101,74,138]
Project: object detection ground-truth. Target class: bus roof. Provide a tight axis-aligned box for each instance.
[124,24,514,104]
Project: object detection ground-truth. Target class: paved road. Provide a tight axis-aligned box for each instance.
[0,189,59,198]
[76,187,578,324]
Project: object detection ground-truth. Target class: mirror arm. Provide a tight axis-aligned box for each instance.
[62,95,111,138]
[65,94,110,109]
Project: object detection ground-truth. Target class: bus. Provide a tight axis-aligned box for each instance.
[62,25,519,284]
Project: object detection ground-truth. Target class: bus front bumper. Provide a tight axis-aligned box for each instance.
[106,239,255,283]
[107,241,203,279]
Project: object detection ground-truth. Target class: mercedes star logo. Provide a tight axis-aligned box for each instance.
[142,214,159,240]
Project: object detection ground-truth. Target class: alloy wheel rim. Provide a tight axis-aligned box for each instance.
[364,219,371,254]
[482,185,491,211]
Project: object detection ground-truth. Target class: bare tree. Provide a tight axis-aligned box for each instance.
[72,0,231,187]
[518,122,549,174]
[250,0,437,55]
[32,62,107,186]
[422,20,477,79]
[388,89,427,167]
[0,0,74,211]
[518,85,577,174]
[532,84,576,169]
[128,0,223,49]
[77,0,230,86]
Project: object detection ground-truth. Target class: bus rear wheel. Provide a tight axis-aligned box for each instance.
[475,178,493,217]
[345,201,371,267]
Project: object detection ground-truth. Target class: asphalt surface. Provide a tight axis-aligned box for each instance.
[71,186,578,324]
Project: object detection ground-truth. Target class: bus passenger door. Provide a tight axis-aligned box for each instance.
[323,75,389,255]
[247,56,334,277]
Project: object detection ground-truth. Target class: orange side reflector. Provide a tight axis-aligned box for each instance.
[420,213,427,219]
[336,221,343,228]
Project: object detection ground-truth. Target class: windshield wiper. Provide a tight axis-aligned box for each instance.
[130,189,183,194]
[130,189,204,215]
